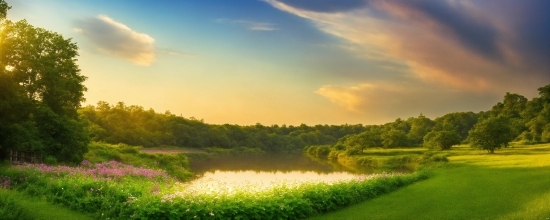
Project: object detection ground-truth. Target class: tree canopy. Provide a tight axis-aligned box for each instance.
[467,117,514,153]
[0,1,88,163]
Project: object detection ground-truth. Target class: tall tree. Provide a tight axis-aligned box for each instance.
[0,1,89,163]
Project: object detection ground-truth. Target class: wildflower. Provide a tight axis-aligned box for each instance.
[210,212,215,216]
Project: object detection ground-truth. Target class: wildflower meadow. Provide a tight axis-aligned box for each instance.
[0,160,428,219]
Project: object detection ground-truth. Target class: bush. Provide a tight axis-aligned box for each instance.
[420,151,449,164]
[44,156,57,165]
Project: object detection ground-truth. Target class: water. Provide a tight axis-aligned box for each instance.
[189,153,361,185]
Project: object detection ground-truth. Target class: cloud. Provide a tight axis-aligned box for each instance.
[376,0,501,60]
[75,15,155,66]
[316,82,499,120]
[266,0,550,92]
[272,0,368,13]
[217,19,278,31]
[266,0,550,118]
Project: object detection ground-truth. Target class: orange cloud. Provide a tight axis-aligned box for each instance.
[266,0,548,93]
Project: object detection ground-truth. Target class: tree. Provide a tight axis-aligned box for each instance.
[423,130,461,150]
[381,129,408,148]
[340,129,381,153]
[433,112,478,141]
[407,114,435,146]
[0,1,89,163]
[467,117,514,153]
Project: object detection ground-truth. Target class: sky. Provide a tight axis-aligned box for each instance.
[6,0,550,125]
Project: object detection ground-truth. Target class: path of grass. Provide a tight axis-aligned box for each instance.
[311,144,550,220]
[0,189,94,220]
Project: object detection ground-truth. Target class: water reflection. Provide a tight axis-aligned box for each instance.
[190,153,354,175]
[188,153,365,186]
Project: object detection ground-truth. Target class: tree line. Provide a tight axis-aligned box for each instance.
[79,83,550,156]
[78,101,367,153]
[1,0,549,164]
[323,85,550,155]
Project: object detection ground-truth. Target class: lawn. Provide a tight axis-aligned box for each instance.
[310,144,550,220]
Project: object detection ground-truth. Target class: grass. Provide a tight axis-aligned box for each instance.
[0,189,94,220]
[310,144,550,220]
[85,142,194,180]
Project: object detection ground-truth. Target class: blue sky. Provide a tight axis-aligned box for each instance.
[6,0,550,125]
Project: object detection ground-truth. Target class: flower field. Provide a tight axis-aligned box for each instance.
[0,161,428,219]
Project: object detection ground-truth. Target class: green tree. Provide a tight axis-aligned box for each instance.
[0,1,89,162]
[407,114,435,146]
[467,117,514,154]
[423,130,461,150]
[339,130,380,153]
[433,112,478,141]
[381,129,408,148]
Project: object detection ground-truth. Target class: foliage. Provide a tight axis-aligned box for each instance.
[406,114,435,146]
[79,101,367,152]
[85,142,193,181]
[125,171,428,220]
[467,117,514,153]
[0,160,427,220]
[423,130,461,150]
[0,190,33,220]
[338,129,382,152]
[381,129,408,148]
[0,161,175,219]
[419,151,449,164]
[0,1,88,163]
[305,145,331,158]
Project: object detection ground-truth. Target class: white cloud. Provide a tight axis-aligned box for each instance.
[75,15,155,66]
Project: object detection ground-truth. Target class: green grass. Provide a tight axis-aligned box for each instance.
[0,189,94,220]
[310,144,550,220]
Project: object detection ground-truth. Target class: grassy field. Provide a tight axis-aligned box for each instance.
[311,144,550,220]
[0,189,94,220]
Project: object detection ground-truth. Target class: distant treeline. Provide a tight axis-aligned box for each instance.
[79,84,550,153]
[78,101,367,153]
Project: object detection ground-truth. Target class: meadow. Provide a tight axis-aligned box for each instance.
[310,144,550,220]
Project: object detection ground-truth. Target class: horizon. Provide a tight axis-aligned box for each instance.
[7,0,550,125]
